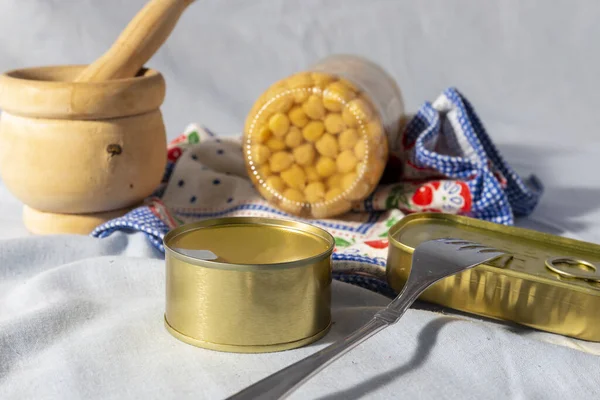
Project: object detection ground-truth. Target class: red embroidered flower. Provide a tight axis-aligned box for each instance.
[410,180,472,214]
[364,239,389,249]
[168,147,183,162]
[170,134,187,145]
[412,184,435,207]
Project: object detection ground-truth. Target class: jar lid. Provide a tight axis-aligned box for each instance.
[243,71,388,218]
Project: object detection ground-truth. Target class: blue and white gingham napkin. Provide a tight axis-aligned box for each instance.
[392,87,543,224]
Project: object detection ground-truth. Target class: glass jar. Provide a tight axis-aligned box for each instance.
[243,54,405,218]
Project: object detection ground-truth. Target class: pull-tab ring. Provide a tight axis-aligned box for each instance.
[545,257,600,282]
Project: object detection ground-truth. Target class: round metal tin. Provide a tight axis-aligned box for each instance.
[163,217,334,353]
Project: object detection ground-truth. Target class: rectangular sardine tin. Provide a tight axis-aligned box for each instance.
[387,213,600,341]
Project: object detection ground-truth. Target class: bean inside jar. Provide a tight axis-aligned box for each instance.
[244,71,388,219]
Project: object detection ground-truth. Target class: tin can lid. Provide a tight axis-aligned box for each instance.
[388,213,600,290]
[163,217,334,270]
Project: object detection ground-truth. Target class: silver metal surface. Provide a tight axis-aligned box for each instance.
[225,238,505,400]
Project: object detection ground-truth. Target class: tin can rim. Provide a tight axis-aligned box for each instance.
[387,212,600,251]
[163,216,335,271]
[386,212,600,290]
[163,315,332,353]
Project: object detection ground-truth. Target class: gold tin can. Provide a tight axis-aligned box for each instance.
[387,213,600,342]
[163,217,334,353]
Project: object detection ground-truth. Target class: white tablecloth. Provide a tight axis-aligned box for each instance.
[2,1,600,397]
[1,134,599,399]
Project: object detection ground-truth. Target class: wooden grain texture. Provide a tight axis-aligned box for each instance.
[0,65,167,234]
[0,65,166,119]
[23,205,139,235]
[75,0,195,82]
[0,110,167,214]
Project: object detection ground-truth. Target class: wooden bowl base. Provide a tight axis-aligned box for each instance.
[23,205,138,235]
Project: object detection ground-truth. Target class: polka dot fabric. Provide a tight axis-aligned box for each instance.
[92,89,543,297]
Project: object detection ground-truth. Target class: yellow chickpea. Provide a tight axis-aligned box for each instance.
[262,81,292,109]
[251,125,272,144]
[324,113,345,134]
[311,199,352,219]
[311,72,334,89]
[304,165,320,182]
[315,133,339,158]
[259,162,271,174]
[283,188,305,203]
[266,176,285,193]
[354,140,366,160]
[293,90,310,104]
[247,96,265,120]
[302,95,326,120]
[293,143,316,166]
[339,78,360,92]
[268,95,294,113]
[302,121,325,142]
[288,106,309,128]
[262,84,294,113]
[337,150,358,174]
[327,174,343,189]
[264,79,287,96]
[285,126,303,148]
[269,151,294,173]
[342,173,357,191]
[338,129,359,151]
[266,137,286,151]
[251,144,271,165]
[252,111,272,133]
[356,162,367,174]
[304,181,326,202]
[343,98,373,126]
[254,90,287,113]
[316,157,337,178]
[268,112,290,137]
[341,107,356,128]
[366,120,383,141]
[325,187,344,201]
[323,81,356,112]
[286,72,313,89]
[281,164,307,190]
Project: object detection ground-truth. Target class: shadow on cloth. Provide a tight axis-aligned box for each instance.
[516,186,600,239]
[496,143,600,237]
[315,316,455,400]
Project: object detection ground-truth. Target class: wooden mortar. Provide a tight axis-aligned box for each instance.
[0,65,167,234]
[0,0,195,234]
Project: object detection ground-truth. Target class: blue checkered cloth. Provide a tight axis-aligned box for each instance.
[403,87,543,224]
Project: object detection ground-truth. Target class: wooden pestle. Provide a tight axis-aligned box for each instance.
[75,0,195,82]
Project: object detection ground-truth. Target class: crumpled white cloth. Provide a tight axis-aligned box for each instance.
[1,227,599,400]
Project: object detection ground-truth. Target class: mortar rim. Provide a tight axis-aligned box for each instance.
[1,64,164,85]
[0,64,166,120]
